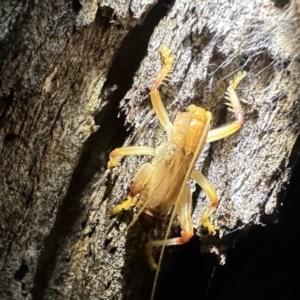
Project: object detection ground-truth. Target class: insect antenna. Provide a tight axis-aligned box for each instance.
[150,111,211,300]
[150,110,193,299]
[150,187,185,300]
[204,265,216,300]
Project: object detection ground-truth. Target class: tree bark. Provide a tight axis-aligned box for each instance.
[0,0,299,299]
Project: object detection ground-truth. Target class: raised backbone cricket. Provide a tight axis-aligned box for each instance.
[107,45,246,300]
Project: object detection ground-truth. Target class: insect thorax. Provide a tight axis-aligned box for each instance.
[171,106,210,153]
[152,141,178,165]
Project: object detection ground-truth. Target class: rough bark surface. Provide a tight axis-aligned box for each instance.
[0,0,299,300]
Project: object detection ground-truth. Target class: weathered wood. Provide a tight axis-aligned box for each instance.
[0,0,299,299]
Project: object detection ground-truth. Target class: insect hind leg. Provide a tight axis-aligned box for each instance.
[145,184,193,270]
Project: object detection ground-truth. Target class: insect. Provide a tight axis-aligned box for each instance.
[107,45,246,300]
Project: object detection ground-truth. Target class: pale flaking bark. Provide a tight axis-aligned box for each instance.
[0,0,299,299]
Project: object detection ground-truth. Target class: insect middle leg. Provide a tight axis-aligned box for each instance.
[108,146,155,215]
[145,184,193,269]
[191,169,219,235]
[107,146,155,168]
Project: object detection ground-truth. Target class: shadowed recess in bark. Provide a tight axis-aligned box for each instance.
[32,0,175,298]
[272,0,290,9]
[71,0,82,14]
[203,135,300,300]
[0,91,14,126]
[14,262,29,282]
[151,136,300,300]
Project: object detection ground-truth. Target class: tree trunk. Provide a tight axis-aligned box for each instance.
[0,0,299,299]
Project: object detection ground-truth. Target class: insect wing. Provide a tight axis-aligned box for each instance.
[144,147,191,212]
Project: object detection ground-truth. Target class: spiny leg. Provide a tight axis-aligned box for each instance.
[145,184,193,270]
[207,71,246,143]
[150,45,174,93]
[110,162,153,215]
[107,146,155,168]
[149,45,173,131]
[191,169,219,235]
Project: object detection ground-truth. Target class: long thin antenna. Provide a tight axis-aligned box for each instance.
[150,113,211,300]
[204,266,216,300]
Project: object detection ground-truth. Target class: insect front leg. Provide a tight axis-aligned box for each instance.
[145,184,193,269]
[190,169,219,235]
[149,45,173,131]
[110,162,153,216]
[207,71,246,142]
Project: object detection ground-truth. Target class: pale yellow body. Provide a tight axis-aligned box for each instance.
[108,45,246,300]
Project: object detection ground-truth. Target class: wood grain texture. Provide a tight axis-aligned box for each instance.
[0,0,299,299]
